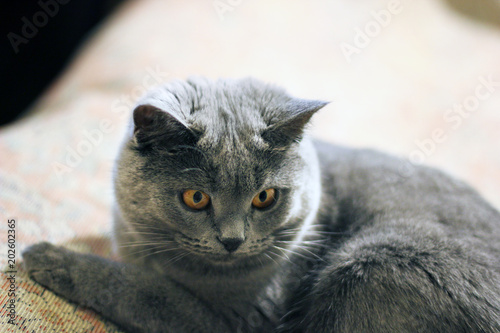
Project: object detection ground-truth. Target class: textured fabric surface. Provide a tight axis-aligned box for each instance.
[1,268,119,333]
[1,0,499,331]
[1,238,121,332]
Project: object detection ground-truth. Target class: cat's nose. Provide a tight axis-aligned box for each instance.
[219,237,244,253]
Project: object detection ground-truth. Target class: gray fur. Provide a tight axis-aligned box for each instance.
[23,77,500,332]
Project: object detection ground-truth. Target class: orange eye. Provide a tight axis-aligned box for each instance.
[252,189,276,209]
[182,190,210,210]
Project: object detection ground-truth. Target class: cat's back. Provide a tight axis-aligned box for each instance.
[280,140,500,332]
[312,139,500,254]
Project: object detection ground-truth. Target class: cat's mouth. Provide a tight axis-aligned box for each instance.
[205,253,244,264]
[173,233,277,266]
[189,248,266,263]
[180,245,274,267]
[201,251,278,269]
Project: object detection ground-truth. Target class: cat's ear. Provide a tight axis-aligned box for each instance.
[132,104,196,149]
[262,99,328,147]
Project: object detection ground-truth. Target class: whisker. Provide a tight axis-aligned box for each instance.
[267,249,302,269]
[257,256,265,268]
[118,241,174,248]
[131,246,183,261]
[312,231,351,235]
[263,253,281,266]
[273,245,324,262]
[119,244,169,259]
[273,245,290,260]
[166,252,190,265]
[121,231,169,236]
[123,223,174,235]
[142,246,182,258]
[274,240,330,249]
[277,230,351,238]
[267,249,286,263]
[275,239,325,245]
[292,245,325,262]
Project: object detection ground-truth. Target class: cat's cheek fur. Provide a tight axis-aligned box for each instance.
[288,139,322,244]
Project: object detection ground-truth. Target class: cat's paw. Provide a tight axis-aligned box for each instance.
[22,242,76,299]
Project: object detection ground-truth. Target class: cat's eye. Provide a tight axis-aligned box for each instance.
[182,190,210,210]
[252,189,276,209]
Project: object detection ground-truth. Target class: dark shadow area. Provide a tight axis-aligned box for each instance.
[444,0,500,28]
[0,0,125,126]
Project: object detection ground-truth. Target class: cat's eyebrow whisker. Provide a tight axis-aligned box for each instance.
[163,144,209,160]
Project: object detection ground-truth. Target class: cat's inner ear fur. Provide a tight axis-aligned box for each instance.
[132,104,197,149]
[262,99,328,147]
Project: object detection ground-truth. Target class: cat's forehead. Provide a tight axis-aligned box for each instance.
[143,78,290,187]
[185,77,289,140]
[189,98,267,149]
[194,140,291,194]
[132,77,322,192]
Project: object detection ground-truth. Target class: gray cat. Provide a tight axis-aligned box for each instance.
[23,77,500,332]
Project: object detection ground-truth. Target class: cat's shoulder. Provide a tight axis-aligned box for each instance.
[312,138,466,186]
[313,139,410,170]
[312,138,416,183]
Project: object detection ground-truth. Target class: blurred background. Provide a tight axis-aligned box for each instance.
[1,0,500,246]
[0,0,499,330]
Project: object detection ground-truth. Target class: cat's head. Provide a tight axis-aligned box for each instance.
[114,77,327,269]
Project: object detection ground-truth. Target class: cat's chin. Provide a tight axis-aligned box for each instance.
[199,252,272,268]
[205,256,239,266]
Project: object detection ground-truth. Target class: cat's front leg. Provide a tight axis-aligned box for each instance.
[23,242,231,333]
[280,226,500,333]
